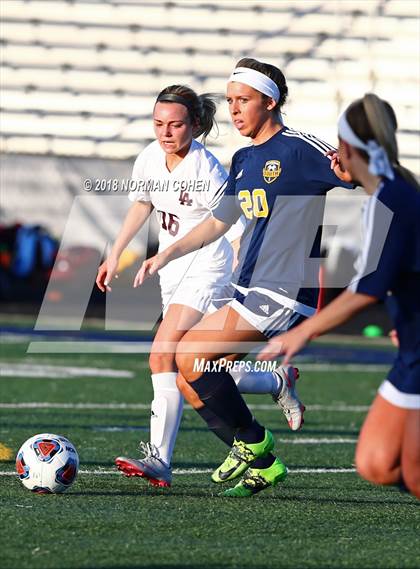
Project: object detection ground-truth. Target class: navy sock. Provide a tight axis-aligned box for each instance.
[252,454,276,469]
[191,370,256,431]
[236,420,265,444]
[196,406,235,447]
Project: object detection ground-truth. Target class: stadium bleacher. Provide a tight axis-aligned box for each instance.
[0,0,418,251]
[0,0,418,169]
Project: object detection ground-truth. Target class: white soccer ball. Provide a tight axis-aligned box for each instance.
[16,433,79,493]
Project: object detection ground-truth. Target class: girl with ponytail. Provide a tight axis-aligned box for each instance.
[155,84,218,143]
[135,58,354,498]
[96,84,243,487]
[258,93,420,498]
[96,84,295,488]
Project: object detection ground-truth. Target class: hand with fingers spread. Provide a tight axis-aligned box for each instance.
[257,326,312,365]
[133,250,170,288]
[96,256,119,292]
[325,149,353,183]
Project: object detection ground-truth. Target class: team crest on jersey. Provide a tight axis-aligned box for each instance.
[263,160,281,184]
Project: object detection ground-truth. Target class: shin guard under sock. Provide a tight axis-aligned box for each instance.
[191,370,255,430]
[196,406,235,447]
[236,420,265,444]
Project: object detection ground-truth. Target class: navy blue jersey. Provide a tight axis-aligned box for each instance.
[350,171,420,383]
[212,126,352,312]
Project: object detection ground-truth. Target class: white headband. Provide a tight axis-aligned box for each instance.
[228,67,280,103]
[338,111,394,180]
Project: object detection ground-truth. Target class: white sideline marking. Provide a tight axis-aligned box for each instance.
[0,364,134,379]
[278,438,357,444]
[89,428,357,442]
[1,467,356,477]
[90,427,357,442]
[298,363,388,373]
[0,402,370,412]
[93,426,148,432]
[305,404,369,412]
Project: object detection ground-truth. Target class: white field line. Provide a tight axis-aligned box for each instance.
[88,425,357,442]
[278,438,357,444]
[0,402,370,412]
[92,428,357,443]
[296,363,388,373]
[0,467,356,477]
[0,364,135,379]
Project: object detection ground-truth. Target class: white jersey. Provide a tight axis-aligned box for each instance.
[129,139,243,288]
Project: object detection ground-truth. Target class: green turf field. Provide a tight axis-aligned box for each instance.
[1,338,418,569]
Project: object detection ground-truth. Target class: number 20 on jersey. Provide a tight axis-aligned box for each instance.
[238,189,269,219]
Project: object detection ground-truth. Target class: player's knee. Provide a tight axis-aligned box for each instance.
[176,374,205,408]
[149,351,176,374]
[174,350,195,379]
[402,456,420,499]
[404,477,420,499]
[175,374,190,398]
[174,338,194,378]
[355,447,399,486]
[403,473,420,499]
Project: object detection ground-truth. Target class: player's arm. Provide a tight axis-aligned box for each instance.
[224,215,245,270]
[258,289,377,363]
[96,200,153,292]
[134,216,230,287]
[230,237,241,271]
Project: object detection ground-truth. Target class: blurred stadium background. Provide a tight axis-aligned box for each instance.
[0,0,419,331]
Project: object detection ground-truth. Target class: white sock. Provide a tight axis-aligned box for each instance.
[150,372,183,468]
[231,368,281,395]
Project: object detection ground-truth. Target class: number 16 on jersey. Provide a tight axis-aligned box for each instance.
[157,210,180,236]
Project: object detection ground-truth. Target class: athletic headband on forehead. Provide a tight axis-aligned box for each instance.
[156,93,195,114]
[338,111,394,180]
[228,67,280,103]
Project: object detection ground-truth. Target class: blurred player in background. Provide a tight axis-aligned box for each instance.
[96,85,301,488]
[258,94,420,499]
[136,58,352,497]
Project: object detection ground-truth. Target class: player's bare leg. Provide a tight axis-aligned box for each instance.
[175,304,266,379]
[175,306,288,495]
[355,393,420,497]
[116,303,203,486]
[401,408,420,498]
[177,305,305,429]
[148,303,205,373]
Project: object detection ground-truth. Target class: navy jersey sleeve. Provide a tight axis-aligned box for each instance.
[349,196,406,299]
[211,151,242,225]
[301,139,353,190]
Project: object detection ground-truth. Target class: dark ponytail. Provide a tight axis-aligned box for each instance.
[156,85,218,143]
[196,93,218,141]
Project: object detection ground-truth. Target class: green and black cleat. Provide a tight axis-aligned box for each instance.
[223,457,287,497]
[211,429,274,483]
